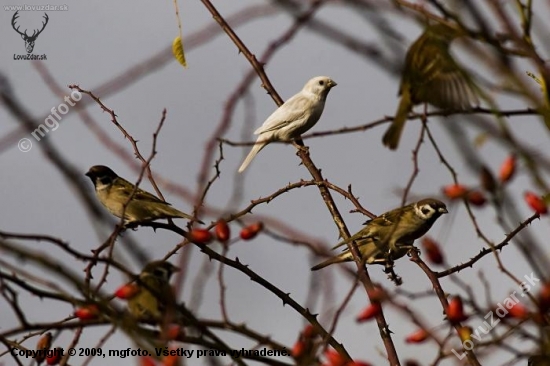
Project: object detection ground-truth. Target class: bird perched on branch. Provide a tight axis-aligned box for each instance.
[85,165,200,225]
[238,76,337,173]
[311,198,448,270]
[127,260,179,322]
[382,23,478,150]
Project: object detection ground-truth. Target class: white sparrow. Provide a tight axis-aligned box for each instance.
[383,24,478,149]
[85,165,201,225]
[127,260,179,322]
[311,198,448,270]
[238,76,337,173]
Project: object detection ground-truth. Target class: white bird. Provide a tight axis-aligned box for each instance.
[238,76,337,173]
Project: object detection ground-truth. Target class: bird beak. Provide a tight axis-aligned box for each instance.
[439,207,448,214]
[329,80,337,88]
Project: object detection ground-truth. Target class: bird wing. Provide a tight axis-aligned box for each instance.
[332,206,407,250]
[433,70,477,109]
[254,93,311,135]
[331,226,374,250]
[412,43,478,109]
[114,178,168,204]
[375,206,407,226]
[360,206,409,243]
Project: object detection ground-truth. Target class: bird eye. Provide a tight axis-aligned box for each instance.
[318,80,324,86]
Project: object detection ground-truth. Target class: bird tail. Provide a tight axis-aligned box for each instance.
[238,140,267,173]
[311,254,350,271]
[382,90,412,150]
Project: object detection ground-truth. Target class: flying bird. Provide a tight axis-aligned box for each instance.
[383,24,478,149]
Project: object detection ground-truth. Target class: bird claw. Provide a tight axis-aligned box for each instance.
[292,141,309,153]
[383,258,395,271]
[383,259,402,286]
[406,246,421,257]
[122,222,139,231]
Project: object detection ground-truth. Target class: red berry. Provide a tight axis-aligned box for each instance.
[446,296,468,323]
[347,362,373,366]
[140,356,157,366]
[35,332,52,364]
[114,283,139,299]
[405,329,429,344]
[467,191,487,207]
[499,154,516,183]
[240,222,264,240]
[480,166,497,193]
[302,324,315,339]
[215,219,231,242]
[291,340,307,359]
[74,304,99,320]
[367,285,387,302]
[292,325,317,361]
[524,191,548,215]
[190,228,213,244]
[166,324,181,340]
[324,349,347,366]
[442,184,468,199]
[45,348,63,365]
[421,237,444,265]
[507,302,529,319]
[36,332,52,350]
[356,303,382,322]
[538,283,550,312]
[163,351,179,366]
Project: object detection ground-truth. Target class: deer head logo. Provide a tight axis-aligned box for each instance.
[11,11,49,53]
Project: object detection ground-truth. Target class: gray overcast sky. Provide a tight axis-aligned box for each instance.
[2,1,550,365]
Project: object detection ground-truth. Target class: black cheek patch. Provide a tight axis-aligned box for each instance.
[99,176,113,185]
